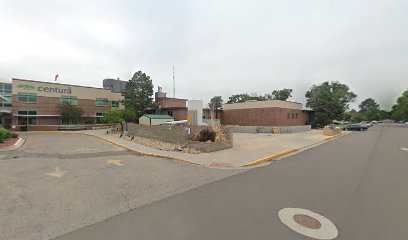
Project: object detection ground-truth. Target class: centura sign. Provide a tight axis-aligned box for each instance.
[18,84,72,94]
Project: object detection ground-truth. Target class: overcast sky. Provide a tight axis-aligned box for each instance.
[1,0,407,110]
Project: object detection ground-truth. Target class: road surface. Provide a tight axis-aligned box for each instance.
[56,125,408,240]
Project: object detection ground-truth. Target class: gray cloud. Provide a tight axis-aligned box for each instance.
[1,0,407,110]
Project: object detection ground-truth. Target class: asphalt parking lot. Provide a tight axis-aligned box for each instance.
[0,133,243,240]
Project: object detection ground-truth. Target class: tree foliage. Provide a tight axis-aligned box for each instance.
[359,98,380,121]
[391,89,408,122]
[101,109,137,131]
[267,88,293,101]
[226,88,293,104]
[59,102,84,124]
[305,81,357,127]
[122,71,154,118]
[209,96,223,109]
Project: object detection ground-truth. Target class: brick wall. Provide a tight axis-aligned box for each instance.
[12,95,112,117]
[12,95,113,126]
[221,107,309,126]
[158,98,187,108]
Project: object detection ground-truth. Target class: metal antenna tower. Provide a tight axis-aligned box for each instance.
[173,66,175,98]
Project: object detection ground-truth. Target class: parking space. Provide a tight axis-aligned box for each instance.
[0,133,243,240]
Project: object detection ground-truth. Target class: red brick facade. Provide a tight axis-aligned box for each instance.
[12,95,113,126]
[221,107,310,126]
[157,98,187,108]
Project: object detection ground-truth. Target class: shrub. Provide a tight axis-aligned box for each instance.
[84,117,95,124]
[0,134,3,144]
[197,128,216,142]
[0,128,12,139]
[11,132,19,138]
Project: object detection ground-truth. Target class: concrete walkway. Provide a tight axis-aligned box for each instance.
[80,129,342,168]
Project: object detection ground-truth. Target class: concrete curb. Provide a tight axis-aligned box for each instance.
[0,138,26,151]
[81,133,203,167]
[240,148,299,167]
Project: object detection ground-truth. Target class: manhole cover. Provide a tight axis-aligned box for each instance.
[278,208,338,239]
[293,214,321,229]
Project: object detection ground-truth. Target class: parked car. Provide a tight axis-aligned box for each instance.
[344,124,369,131]
[360,122,372,127]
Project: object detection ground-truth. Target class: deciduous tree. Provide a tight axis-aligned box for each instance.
[305,81,357,127]
[59,102,84,124]
[391,89,408,122]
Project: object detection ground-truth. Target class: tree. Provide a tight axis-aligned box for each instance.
[122,71,154,118]
[209,96,223,119]
[391,89,408,122]
[359,98,380,121]
[305,81,357,127]
[268,88,293,101]
[378,110,391,120]
[226,93,266,104]
[59,102,84,124]
[101,109,137,131]
[209,96,223,110]
[227,94,250,104]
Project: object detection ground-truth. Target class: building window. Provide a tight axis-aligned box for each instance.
[111,100,120,108]
[4,84,11,94]
[17,93,37,103]
[96,112,104,123]
[287,113,290,119]
[96,98,108,106]
[61,96,78,105]
[17,111,37,125]
[292,113,294,119]
[167,110,173,116]
[296,113,298,119]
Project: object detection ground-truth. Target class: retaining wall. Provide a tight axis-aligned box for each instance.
[127,123,233,152]
[229,125,311,134]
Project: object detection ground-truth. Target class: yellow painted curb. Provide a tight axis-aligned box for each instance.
[325,133,344,140]
[240,148,298,168]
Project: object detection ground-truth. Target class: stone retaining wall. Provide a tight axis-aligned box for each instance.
[127,123,233,153]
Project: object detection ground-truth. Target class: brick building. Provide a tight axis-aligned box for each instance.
[221,100,315,126]
[10,78,123,130]
[155,87,188,121]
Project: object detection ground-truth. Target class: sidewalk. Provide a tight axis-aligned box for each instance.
[81,129,345,168]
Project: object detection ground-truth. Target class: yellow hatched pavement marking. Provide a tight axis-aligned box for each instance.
[46,167,67,178]
[106,159,124,166]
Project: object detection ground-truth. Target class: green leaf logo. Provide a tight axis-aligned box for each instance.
[17,84,35,90]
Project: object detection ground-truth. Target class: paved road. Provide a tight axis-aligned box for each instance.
[0,133,242,240]
[56,125,408,240]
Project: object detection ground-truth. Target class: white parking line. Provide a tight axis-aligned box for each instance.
[401,147,408,151]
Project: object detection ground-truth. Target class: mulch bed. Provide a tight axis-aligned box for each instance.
[0,138,19,148]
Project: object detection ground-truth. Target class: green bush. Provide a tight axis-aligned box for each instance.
[0,134,3,144]
[84,117,95,124]
[11,132,18,138]
[0,128,12,140]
